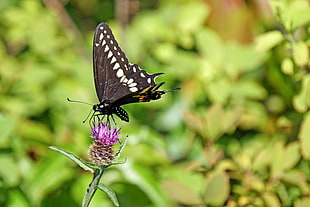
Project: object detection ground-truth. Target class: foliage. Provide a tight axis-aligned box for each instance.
[0,0,309,207]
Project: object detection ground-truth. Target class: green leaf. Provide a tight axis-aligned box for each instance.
[292,41,309,66]
[298,112,310,159]
[262,192,281,207]
[282,170,309,193]
[295,197,310,207]
[161,180,202,205]
[204,170,230,205]
[271,142,285,178]
[0,114,15,146]
[255,31,283,52]
[282,142,300,170]
[97,183,119,206]
[205,104,225,140]
[49,146,97,172]
[281,58,294,75]
[293,75,310,113]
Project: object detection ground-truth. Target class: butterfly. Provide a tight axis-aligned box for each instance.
[91,22,179,122]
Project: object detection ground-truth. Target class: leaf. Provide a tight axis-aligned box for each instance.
[282,142,300,170]
[298,112,310,159]
[49,146,97,172]
[161,180,202,205]
[97,183,120,207]
[282,170,309,193]
[222,106,243,132]
[262,192,281,207]
[292,41,309,66]
[295,197,310,207]
[0,114,15,145]
[271,142,284,178]
[255,31,283,52]
[293,75,310,113]
[204,170,230,205]
[205,104,225,141]
[281,58,294,75]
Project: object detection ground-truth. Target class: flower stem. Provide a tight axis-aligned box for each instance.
[82,167,105,207]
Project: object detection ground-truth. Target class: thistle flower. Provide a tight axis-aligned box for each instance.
[89,121,121,166]
[90,121,121,146]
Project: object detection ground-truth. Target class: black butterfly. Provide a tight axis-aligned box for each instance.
[92,22,179,122]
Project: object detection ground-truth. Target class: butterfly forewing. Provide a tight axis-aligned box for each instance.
[93,22,161,104]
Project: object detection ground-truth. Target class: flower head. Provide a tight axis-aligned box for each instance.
[90,121,121,146]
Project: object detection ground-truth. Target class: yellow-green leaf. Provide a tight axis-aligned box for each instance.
[298,112,310,159]
[293,41,309,66]
[255,31,283,52]
[204,170,230,205]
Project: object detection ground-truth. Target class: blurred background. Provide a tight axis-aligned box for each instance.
[0,0,309,206]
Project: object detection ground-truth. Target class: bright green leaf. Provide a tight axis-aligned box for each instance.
[49,146,96,172]
[293,41,309,66]
[298,112,310,159]
[283,142,300,170]
[97,184,120,207]
[281,58,294,75]
[255,31,283,52]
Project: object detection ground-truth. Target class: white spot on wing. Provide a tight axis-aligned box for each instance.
[95,43,100,47]
[128,82,137,87]
[106,34,111,38]
[107,51,113,58]
[114,46,117,50]
[140,72,146,78]
[113,63,120,70]
[129,87,138,92]
[99,26,104,30]
[99,33,104,40]
[104,45,109,52]
[120,76,126,82]
[110,40,113,44]
[133,66,137,72]
[110,56,117,64]
[116,69,124,77]
[127,78,134,84]
[101,39,106,46]
[147,78,151,84]
[103,29,107,33]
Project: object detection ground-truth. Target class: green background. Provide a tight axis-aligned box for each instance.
[0,0,309,206]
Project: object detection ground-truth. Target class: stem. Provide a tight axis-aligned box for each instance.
[82,167,105,207]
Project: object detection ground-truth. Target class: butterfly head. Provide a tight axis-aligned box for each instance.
[93,100,111,115]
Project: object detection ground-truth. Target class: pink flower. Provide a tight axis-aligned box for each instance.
[90,121,120,146]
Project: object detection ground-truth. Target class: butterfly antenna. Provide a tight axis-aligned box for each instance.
[67,98,93,106]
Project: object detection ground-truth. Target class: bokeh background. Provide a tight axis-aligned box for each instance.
[1,0,310,206]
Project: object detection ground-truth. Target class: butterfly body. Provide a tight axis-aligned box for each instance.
[92,22,179,122]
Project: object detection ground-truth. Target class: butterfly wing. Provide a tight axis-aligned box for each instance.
[93,22,162,105]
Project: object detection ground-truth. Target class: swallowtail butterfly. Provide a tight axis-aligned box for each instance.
[92,22,179,122]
